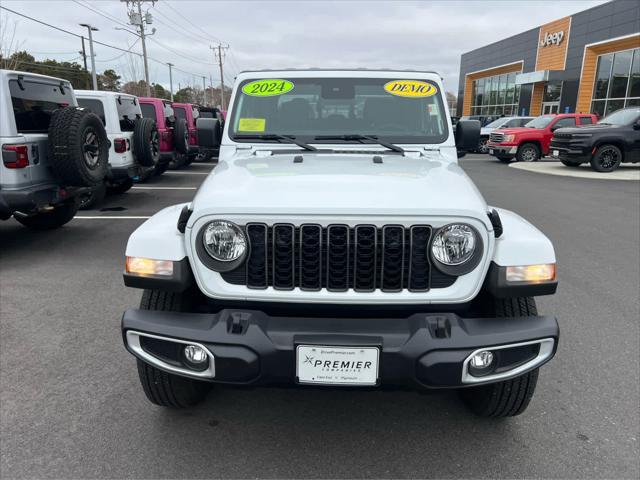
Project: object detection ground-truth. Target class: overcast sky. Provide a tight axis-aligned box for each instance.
[1,0,609,94]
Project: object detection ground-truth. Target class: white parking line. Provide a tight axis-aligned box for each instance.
[131,186,197,190]
[163,171,209,175]
[73,216,151,219]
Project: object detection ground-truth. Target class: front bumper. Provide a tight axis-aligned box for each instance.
[549,143,590,161]
[487,144,518,158]
[122,308,558,389]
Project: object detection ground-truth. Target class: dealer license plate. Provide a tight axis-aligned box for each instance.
[296,345,379,386]
[489,149,494,155]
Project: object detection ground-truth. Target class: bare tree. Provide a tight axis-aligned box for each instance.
[0,13,24,70]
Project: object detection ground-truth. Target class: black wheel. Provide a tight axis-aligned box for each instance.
[516,143,540,162]
[590,144,622,172]
[168,152,187,170]
[477,137,489,154]
[173,118,189,154]
[14,201,78,230]
[135,290,211,408]
[107,177,134,194]
[78,182,106,210]
[459,297,541,417]
[561,159,582,167]
[48,107,109,186]
[133,118,160,167]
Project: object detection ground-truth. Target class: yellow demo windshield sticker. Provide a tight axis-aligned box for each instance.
[242,79,294,97]
[238,118,266,132]
[384,80,437,98]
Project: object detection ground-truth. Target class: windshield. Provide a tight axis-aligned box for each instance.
[598,107,640,125]
[229,77,448,144]
[525,115,555,129]
[484,118,509,128]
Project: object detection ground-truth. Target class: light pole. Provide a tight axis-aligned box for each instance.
[202,76,207,106]
[79,24,98,90]
[167,63,174,101]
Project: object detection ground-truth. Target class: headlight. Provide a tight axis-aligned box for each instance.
[430,224,483,276]
[203,220,247,261]
[503,134,515,143]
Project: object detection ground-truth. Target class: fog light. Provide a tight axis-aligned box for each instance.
[184,345,208,365]
[470,350,494,369]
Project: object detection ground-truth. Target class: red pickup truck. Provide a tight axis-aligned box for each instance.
[487,113,598,162]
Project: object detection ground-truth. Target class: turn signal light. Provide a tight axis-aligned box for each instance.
[125,257,174,277]
[506,264,556,283]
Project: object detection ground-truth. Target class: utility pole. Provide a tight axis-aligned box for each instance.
[121,0,155,96]
[167,63,174,101]
[211,44,229,109]
[79,37,89,89]
[79,24,98,90]
[202,76,207,106]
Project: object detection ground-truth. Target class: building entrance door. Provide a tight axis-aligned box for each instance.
[542,102,560,114]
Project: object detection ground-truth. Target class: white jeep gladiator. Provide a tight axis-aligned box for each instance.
[122,70,559,417]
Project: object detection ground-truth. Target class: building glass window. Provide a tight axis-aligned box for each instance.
[470,71,520,117]
[591,48,640,116]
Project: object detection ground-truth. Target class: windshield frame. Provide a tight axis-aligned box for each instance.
[227,76,449,145]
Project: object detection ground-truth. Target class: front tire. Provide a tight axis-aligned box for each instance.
[135,290,212,408]
[516,143,540,162]
[459,297,541,417]
[590,144,622,172]
[477,137,489,154]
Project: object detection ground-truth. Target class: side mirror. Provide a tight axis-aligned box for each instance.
[455,119,481,157]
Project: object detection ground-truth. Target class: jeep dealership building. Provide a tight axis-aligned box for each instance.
[457,0,639,118]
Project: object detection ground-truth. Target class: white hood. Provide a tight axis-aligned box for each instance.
[191,153,489,220]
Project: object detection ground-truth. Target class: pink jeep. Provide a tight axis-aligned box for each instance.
[139,98,189,171]
[172,102,199,165]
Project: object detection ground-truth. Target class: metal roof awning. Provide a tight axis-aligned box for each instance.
[515,70,550,85]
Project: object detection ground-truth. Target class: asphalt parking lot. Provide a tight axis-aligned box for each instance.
[1,155,638,479]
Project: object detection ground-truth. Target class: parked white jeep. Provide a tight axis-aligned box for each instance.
[0,70,109,228]
[122,70,559,417]
[76,90,160,208]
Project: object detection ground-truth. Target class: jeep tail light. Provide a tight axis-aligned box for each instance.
[189,130,198,145]
[161,130,171,141]
[2,145,29,169]
[114,138,127,153]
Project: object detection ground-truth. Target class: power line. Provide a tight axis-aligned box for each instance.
[151,8,220,49]
[72,0,130,29]
[160,1,221,43]
[95,37,141,62]
[0,5,82,38]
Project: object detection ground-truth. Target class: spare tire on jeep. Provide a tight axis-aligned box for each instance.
[48,107,109,187]
[133,117,160,167]
[173,118,189,154]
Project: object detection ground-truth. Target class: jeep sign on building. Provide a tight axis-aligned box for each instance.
[457,0,639,118]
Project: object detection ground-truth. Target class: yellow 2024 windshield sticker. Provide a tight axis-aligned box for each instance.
[242,79,294,97]
[238,118,266,132]
[384,80,438,98]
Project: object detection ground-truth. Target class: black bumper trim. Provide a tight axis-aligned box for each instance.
[122,307,559,389]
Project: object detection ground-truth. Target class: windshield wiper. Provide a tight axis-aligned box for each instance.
[233,134,317,151]
[315,134,405,153]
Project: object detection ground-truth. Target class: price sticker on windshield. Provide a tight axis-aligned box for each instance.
[242,79,294,97]
[238,118,266,132]
[384,80,438,98]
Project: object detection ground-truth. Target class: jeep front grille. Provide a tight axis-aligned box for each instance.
[221,224,457,292]
[489,132,504,143]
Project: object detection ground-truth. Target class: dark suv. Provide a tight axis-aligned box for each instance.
[550,107,640,172]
